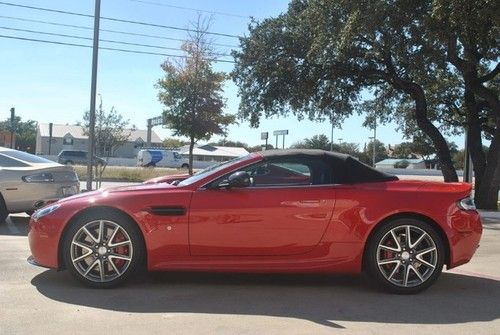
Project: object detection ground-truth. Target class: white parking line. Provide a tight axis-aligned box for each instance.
[5,216,21,235]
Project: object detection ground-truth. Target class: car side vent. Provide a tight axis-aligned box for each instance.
[149,206,186,216]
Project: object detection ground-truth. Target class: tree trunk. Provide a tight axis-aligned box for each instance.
[188,137,195,175]
[463,89,487,200]
[408,83,459,182]
[475,119,500,210]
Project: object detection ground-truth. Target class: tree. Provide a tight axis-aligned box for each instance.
[233,0,498,208]
[82,98,130,158]
[163,137,187,148]
[0,117,36,153]
[291,134,331,151]
[430,0,500,209]
[157,17,235,175]
[248,144,274,152]
[365,140,389,165]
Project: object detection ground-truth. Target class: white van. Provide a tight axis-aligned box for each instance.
[137,149,189,168]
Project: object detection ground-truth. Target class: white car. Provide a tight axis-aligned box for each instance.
[0,147,79,222]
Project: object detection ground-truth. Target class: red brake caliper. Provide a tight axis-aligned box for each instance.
[112,231,128,268]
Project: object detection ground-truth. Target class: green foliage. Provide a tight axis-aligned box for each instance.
[291,134,331,151]
[248,144,274,152]
[157,18,235,174]
[82,98,130,158]
[365,139,389,164]
[394,160,410,169]
[163,137,188,148]
[0,116,37,153]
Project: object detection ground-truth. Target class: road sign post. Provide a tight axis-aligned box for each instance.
[261,132,268,150]
[273,130,289,149]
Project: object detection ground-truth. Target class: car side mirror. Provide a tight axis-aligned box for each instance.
[216,171,252,189]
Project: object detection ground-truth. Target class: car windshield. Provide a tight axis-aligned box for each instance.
[178,155,252,187]
[2,150,54,164]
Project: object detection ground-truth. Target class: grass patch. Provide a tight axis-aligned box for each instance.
[73,165,187,182]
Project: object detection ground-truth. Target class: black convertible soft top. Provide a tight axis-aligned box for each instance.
[260,149,398,184]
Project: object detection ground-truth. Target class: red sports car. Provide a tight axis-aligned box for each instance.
[28,150,482,293]
[142,173,190,185]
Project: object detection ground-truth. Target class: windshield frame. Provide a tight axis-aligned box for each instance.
[177,155,254,187]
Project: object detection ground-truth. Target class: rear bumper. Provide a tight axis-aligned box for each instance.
[447,209,482,268]
[6,182,79,213]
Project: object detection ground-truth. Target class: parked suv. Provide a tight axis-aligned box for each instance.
[57,150,106,166]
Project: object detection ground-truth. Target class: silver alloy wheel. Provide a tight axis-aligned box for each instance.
[376,225,438,288]
[70,220,133,283]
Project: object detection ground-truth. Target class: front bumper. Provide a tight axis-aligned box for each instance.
[28,215,64,269]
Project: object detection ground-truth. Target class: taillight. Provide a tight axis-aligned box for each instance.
[22,173,54,183]
[457,196,476,211]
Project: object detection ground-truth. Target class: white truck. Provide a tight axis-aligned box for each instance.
[137,149,189,168]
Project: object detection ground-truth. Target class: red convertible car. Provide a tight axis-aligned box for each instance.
[28,150,482,293]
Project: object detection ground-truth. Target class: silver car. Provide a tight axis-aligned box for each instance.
[0,147,80,222]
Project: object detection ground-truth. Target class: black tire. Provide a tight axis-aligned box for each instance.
[181,163,189,169]
[65,160,74,165]
[62,209,145,288]
[0,194,8,223]
[365,218,445,294]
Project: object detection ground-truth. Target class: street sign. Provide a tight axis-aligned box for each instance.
[261,132,268,140]
[273,129,288,136]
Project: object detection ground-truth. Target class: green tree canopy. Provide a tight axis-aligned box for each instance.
[157,18,235,174]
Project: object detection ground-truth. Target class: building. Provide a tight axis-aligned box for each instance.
[179,144,249,162]
[375,158,427,169]
[36,123,162,158]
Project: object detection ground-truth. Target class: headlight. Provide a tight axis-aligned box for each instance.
[33,204,60,220]
[457,196,476,211]
[22,173,54,183]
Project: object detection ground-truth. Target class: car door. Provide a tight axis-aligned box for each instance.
[189,158,336,256]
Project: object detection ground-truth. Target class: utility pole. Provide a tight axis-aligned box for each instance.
[372,115,377,167]
[86,0,101,191]
[9,107,15,149]
[330,116,334,151]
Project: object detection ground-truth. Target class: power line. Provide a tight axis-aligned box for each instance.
[0,34,236,63]
[0,15,240,48]
[0,1,241,39]
[0,26,232,56]
[128,0,252,19]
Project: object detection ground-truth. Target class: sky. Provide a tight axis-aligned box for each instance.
[0,0,466,149]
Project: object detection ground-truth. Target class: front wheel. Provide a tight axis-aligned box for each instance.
[365,218,445,294]
[62,210,144,288]
[181,163,189,169]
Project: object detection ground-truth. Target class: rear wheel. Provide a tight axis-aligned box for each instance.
[0,195,8,223]
[181,163,189,169]
[365,218,445,294]
[62,210,144,288]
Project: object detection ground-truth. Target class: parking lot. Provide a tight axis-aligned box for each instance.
[0,211,498,335]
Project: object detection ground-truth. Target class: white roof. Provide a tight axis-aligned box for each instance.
[38,123,162,143]
[179,144,249,157]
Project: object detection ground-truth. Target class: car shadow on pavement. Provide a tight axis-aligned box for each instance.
[31,270,500,329]
[0,215,29,236]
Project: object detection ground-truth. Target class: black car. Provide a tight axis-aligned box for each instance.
[57,150,106,166]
